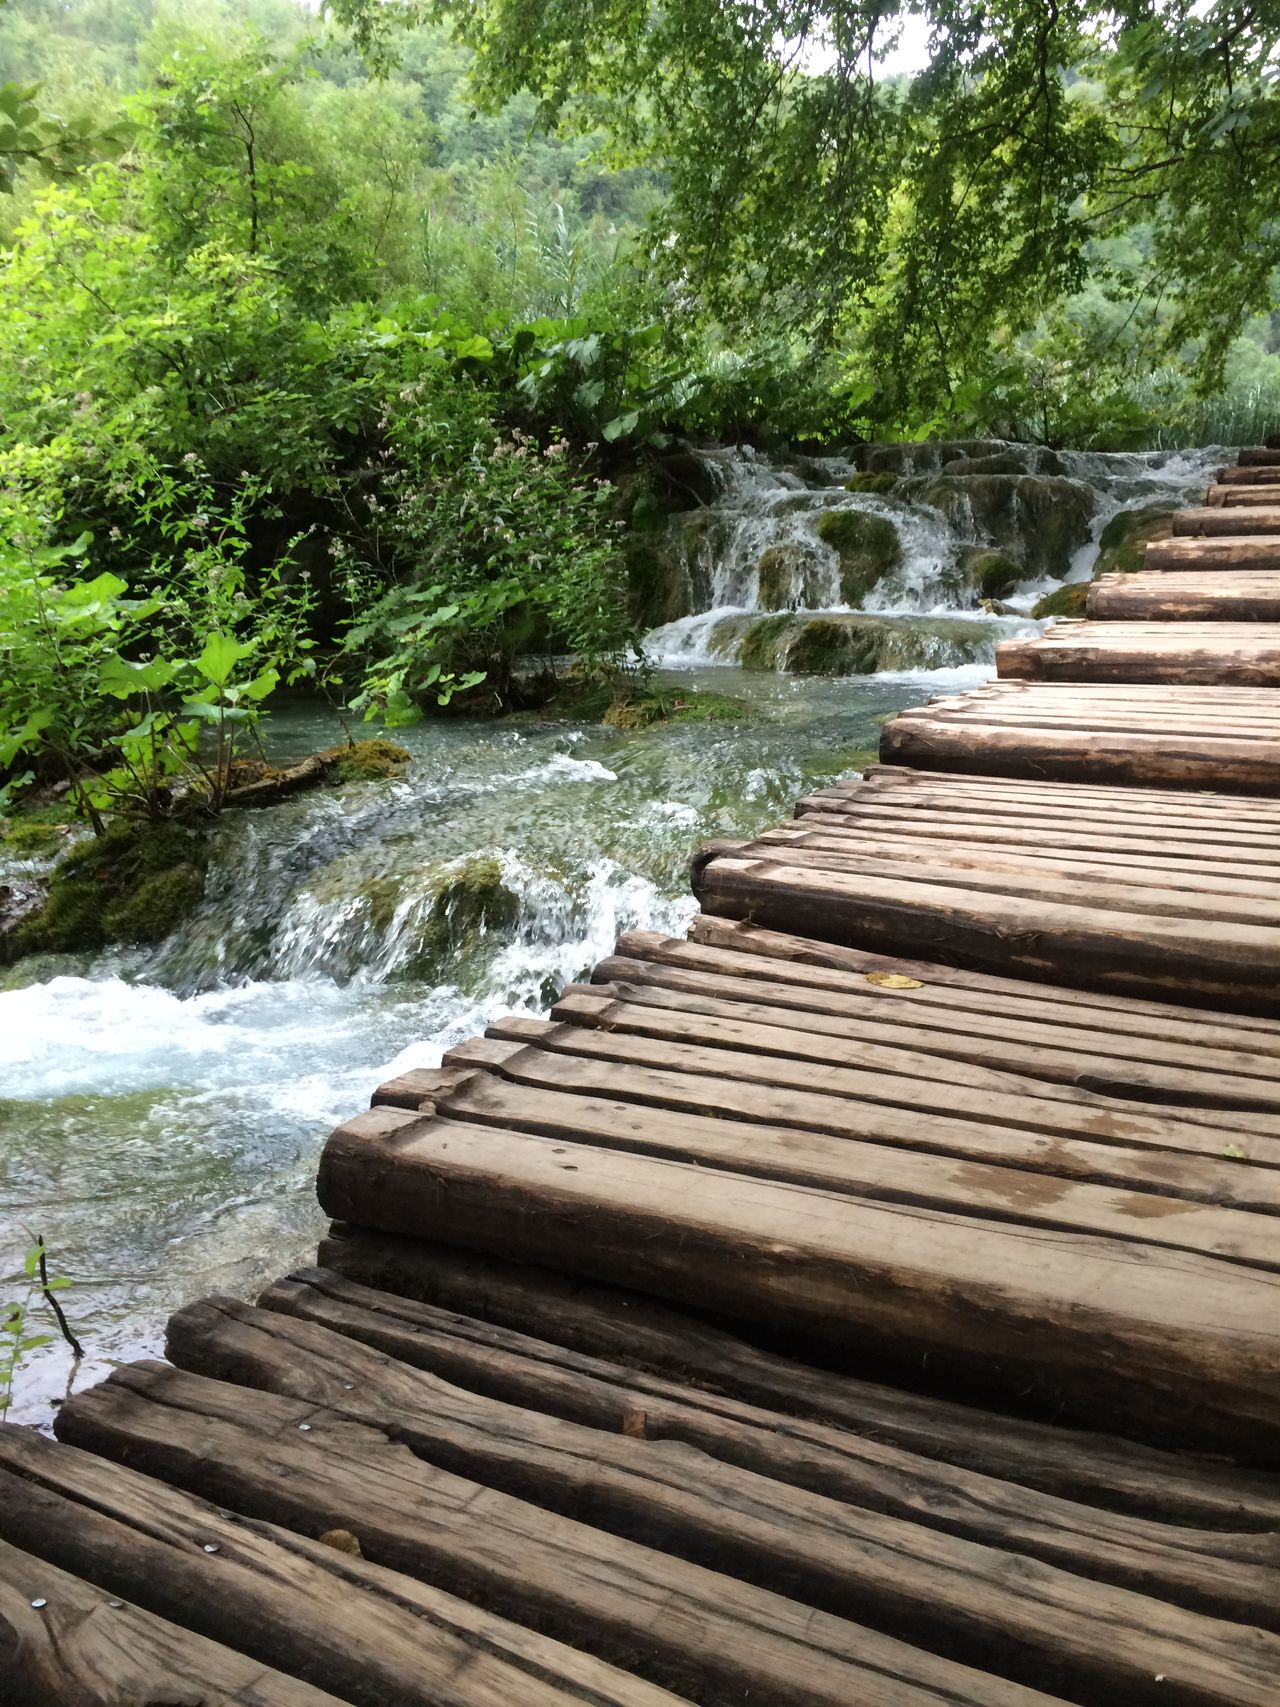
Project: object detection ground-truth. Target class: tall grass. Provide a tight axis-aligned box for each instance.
[1125,374,1280,450]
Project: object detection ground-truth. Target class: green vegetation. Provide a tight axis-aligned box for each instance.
[3,0,1279,854]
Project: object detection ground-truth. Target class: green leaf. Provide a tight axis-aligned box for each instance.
[242,666,280,701]
[601,412,639,442]
[196,633,256,687]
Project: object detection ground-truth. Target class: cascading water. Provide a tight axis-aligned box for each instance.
[0,439,1233,1423]
[644,440,1229,664]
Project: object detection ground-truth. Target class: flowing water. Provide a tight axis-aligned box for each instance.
[0,441,1228,1423]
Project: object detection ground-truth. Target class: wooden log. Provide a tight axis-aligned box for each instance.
[586,948,1280,1111]
[628,923,1280,1058]
[1087,570,1280,620]
[691,848,1280,1013]
[1203,484,1280,506]
[1173,507,1280,535]
[0,1424,682,1707]
[1145,535,1280,569]
[431,1029,1280,1188]
[877,721,1280,792]
[161,1294,1280,1707]
[857,762,1280,823]
[320,1226,1280,1530]
[1237,447,1280,465]
[315,1104,1280,1459]
[55,1360,1063,1707]
[996,620,1280,685]
[0,1534,345,1707]
[683,913,1280,1041]
[1215,466,1280,484]
[256,1267,1280,1618]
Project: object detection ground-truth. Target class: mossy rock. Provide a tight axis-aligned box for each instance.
[425,857,520,950]
[902,473,1095,580]
[737,614,796,671]
[1094,505,1177,576]
[1031,581,1089,619]
[330,738,412,784]
[815,508,902,605]
[942,448,1066,477]
[755,543,826,611]
[0,817,74,861]
[8,820,210,959]
[957,546,1022,602]
[625,535,692,628]
[857,439,997,476]
[843,472,899,495]
[786,618,884,674]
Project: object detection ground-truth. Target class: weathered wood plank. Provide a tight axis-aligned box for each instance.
[160,1295,1280,1707]
[0,1534,346,1707]
[1174,507,1280,535]
[0,1424,679,1707]
[1215,465,1280,484]
[629,922,1280,1058]
[997,620,1280,685]
[259,1265,1280,1612]
[320,1228,1280,1529]
[317,1103,1280,1457]
[683,913,1280,1040]
[691,849,1280,1011]
[54,1360,1064,1707]
[1088,570,1280,620]
[1146,534,1280,568]
[587,949,1280,1110]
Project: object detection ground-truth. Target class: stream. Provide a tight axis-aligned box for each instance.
[0,441,1228,1422]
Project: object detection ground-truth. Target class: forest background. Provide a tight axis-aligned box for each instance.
[2,0,1279,826]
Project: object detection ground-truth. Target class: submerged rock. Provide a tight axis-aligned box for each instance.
[709,611,1008,675]
[899,473,1095,580]
[815,508,903,604]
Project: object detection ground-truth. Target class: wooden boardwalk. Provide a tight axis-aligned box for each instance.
[5,441,1280,1707]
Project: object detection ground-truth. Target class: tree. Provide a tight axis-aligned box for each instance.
[324,1,1280,413]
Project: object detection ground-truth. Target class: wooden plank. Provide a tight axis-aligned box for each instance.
[1215,465,1280,484]
[743,823,1280,901]
[997,620,1280,685]
[683,914,1280,1041]
[691,849,1280,1012]
[257,1267,1280,1613]
[54,1359,1064,1707]
[430,1029,1280,1187]
[397,1046,1280,1258]
[849,761,1280,822]
[1204,484,1280,506]
[1237,447,1280,465]
[320,1227,1280,1529]
[161,1294,1280,1707]
[588,946,1280,1108]
[613,927,1280,1062]
[0,1424,678,1707]
[1146,535,1280,568]
[1088,570,1280,620]
[1173,507,1280,535]
[316,1103,1280,1458]
[0,1534,345,1707]
[542,983,1280,1144]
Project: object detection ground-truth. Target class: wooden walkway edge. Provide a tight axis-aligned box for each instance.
[6,437,1280,1707]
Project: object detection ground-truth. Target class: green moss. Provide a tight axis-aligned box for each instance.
[786,617,881,674]
[904,473,1095,580]
[1094,505,1176,576]
[8,820,209,960]
[739,614,796,671]
[755,543,825,611]
[1031,581,1089,619]
[330,737,412,784]
[101,862,207,944]
[815,508,902,604]
[958,546,1022,601]
[0,818,73,860]
[426,857,520,949]
[843,472,899,495]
